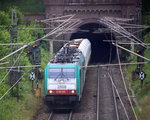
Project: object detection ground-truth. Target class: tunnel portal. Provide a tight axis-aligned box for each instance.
[70,23,116,64]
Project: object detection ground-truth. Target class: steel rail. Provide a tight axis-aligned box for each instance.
[96,67,100,120]
[47,112,53,120]
[47,111,73,120]
[68,111,73,120]
[108,73,130,120]
[111,71,120,120]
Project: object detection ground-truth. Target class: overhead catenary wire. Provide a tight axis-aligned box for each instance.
[106,17,134,22]
[81,62,148,68]
[107,30,120,120]
[108,73,130,120]
[0,73,25,101]
[0,62,9,66]
[112,43,150,62]
[107,29,128,120]
[0,15,148,62]
[0,38,73,46]
[0,44,28,62]
[1,15,75,60]
[0,48,25,85]
[40,14,74,22]
[132,26,150,34]
[0,43,29,46]
[39,14,76,39]
[116,22,150,28]
[0,15,80,62]
[103,40,150,45]
[55,19,82,37]
[116,43,138,120]
[99,17,150,49]
[55,20,79,37]
[0,65,41,69]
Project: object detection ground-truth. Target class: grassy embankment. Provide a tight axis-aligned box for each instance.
[0,23,50,120]
[125,32,150,120]
[0,1,50,119]
[0,8,49,120]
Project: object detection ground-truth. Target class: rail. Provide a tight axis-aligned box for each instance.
[47,111,73,120]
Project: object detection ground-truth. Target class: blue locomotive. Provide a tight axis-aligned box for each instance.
[44,38,91,109]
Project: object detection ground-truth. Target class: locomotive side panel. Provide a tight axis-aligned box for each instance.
[78,39,91,66]
[78,39,91,100]
[44,38,91,109]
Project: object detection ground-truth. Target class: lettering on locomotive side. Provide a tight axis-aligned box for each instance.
[57,84,66,89]
[56,90,67,94]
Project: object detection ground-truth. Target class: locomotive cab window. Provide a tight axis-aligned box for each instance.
[49,68,75,78]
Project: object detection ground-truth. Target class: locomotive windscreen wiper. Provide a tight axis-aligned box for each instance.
[54,68,69,81]
[49,68,75,79]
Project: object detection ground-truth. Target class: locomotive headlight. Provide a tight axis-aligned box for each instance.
[69,90,76,94]
[60,79,64,83]
[49,90,53,94]
[71,90,75,94]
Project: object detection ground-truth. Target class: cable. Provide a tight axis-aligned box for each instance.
[0,62,9,66]
[107,29,121,120]
[107,27,137,119]
[112,43,150,62]
[105,29,128,119]
[0,44,28,62]
[116,43,138,120]
[0,48,25,85]
[0,43,28,46]
[99,17,150,49]
[0,73,25,101]
[0,15,79,62]
[108,73,130,120]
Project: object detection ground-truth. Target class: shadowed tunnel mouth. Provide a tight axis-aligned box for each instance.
[70,23,116,64]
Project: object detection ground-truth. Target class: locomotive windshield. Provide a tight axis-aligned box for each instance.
[49,68,75,78]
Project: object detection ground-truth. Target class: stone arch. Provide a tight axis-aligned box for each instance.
[109,9,113,14]
[104,10,109,15]
[68,22,116,63]
[82,9,86,14]
[77,9,82,14]
[73,10,76,14]
[87,9,90,13]
[95,10,99,14]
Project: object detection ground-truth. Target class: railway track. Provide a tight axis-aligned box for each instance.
[35,65,135,120]
[96,66,118,120]
[96,66,135,120]
[111,77,120,120]
[47,111,73,120]
[108,66,136,120]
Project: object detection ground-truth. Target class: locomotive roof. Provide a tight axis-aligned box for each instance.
[50,39,84,64]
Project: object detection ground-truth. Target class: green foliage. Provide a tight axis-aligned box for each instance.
[0,9,48,120]
[125,30,150,118]
[0,29,10,58]
[144,32,150,43]
[130,32,150,99]
[124,13,150,116]
[145,16,150,25]
[8,7,24,25]
[0,11,11,25]
[0,0,45,13]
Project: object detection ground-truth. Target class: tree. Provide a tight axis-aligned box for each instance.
[0,11,10,25]
[145,16,150,25]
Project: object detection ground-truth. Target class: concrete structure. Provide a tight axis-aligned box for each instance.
[44,0,140,23]
[42,0,141,63]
